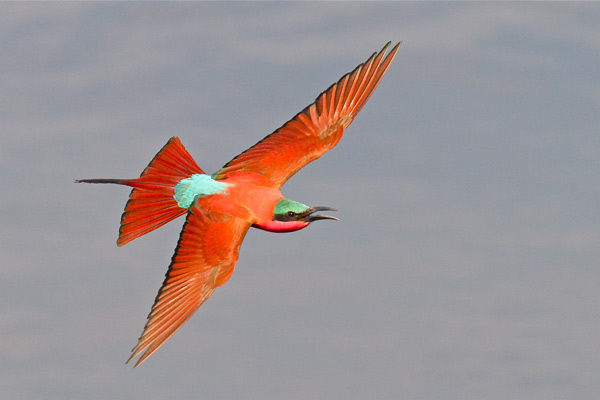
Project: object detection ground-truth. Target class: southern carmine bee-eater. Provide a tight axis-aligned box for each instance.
[77,42,400,366]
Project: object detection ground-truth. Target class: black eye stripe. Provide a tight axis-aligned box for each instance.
[274,210,301,221]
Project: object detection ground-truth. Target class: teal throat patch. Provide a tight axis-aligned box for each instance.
[174,174,229,209]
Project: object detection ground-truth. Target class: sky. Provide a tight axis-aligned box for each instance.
[2,2,599,399]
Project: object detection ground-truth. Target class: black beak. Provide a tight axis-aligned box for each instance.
[304,206,339,222]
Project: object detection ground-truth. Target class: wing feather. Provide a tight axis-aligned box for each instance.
[214,42,400,187]
[126,202,251,367]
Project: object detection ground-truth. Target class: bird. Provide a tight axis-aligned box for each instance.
[77,41,400,367]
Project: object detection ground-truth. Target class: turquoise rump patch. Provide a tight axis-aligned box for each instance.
[174,174,229,209]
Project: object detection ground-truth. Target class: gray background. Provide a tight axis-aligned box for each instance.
[2,3,599,399]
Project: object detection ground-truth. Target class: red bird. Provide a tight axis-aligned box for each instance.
[77,42,400,366]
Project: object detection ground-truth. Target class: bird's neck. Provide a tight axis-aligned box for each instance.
[253,219,309,233]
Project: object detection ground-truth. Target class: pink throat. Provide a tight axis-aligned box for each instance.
[253,219,309,233]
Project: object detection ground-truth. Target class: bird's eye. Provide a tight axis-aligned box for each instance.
[287,211,296,218]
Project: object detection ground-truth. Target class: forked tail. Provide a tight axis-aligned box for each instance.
[77,137,204,246]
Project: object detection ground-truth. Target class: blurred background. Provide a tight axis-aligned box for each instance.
[2,3,599,399]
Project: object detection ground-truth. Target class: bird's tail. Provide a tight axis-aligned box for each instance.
[76,137,204,246]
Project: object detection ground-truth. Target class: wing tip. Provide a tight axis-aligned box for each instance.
[126,348,148,368]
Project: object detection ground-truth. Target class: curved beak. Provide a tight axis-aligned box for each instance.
[303,206,339,223]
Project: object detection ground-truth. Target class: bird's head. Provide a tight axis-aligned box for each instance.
[254,198,338,233]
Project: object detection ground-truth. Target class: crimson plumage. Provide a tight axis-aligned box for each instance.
[77,42,400,366]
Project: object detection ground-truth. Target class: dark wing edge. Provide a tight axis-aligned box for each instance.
[126,205,251,367]
[214,41,401,187]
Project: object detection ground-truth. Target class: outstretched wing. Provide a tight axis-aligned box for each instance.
[127,202,251,367]
[214,42,400,188]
